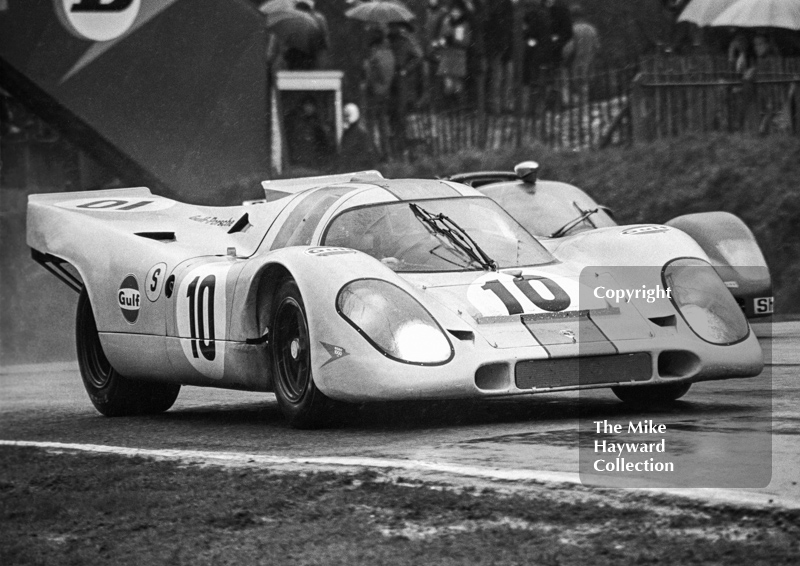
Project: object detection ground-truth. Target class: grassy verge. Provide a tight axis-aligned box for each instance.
[1,447,799,566]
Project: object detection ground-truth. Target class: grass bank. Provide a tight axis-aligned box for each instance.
[2,446,798,565]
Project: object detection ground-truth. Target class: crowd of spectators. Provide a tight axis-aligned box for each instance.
[271,0,601,165]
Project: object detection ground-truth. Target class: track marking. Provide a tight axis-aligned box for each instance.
[2,440,796,510]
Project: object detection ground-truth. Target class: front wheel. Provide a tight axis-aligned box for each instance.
[271,278,335,428]
[612,382,691,405]
[76,290,180,416]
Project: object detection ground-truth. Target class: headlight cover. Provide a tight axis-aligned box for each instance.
[337,279,453,365]
[663,258,749,345]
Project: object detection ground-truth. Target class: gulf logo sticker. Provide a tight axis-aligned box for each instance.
[467,271,581,317]
[118,274,141,324]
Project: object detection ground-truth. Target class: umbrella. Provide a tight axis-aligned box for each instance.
[711,0,800,30]
[267,9,321,53]
[259,0,301,15]
[677,0,738,26]
[345,1,415,24]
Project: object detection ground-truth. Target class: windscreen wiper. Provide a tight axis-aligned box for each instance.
[550,207,599,238]
[410,203,498,271]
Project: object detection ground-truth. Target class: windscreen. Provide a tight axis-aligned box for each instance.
[323,197,555,272]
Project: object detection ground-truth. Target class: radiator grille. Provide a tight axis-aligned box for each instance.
[515,353,652,389]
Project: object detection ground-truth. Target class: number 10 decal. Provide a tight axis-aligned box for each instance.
[186,275,216,361]
[176,263,230,379]
[482,275,571,314]
[467,272,577,317]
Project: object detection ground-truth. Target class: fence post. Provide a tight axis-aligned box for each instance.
[629,73,653,144]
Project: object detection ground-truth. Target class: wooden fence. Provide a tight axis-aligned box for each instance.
[369,56,800,160]
[377,64,637,159]
[630,55,800,140]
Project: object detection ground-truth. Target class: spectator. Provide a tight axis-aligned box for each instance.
[522,0,554,88]
[340,103,378,169]
[284,0,329,70]
[728,32,753,75]
[388,21,424,110]
[435,1,472,101]
[547,0,573,67]
[562,5,599,104]
[545,0,573,106]
[284,96,332,167]
[753,33,780,61]
[483,0,515,112]
[362,31,395,158]
[388,21,424,150]
[423,0,449,101]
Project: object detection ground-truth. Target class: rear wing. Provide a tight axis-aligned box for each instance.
[27,187,153,204]
[261,171,383,201]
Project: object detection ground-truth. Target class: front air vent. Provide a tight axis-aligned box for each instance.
[649,315,677,327]
[135,231,176,242]
[657,350,700,378]
[447,329,474,341]
[475,363,510,391]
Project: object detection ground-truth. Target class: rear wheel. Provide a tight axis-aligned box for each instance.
[612,382,691,405]
[76,290,180,416]
[271,278,334,428]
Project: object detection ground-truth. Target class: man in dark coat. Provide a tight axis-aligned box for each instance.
[339,103,378,169]
[285,96,332,167]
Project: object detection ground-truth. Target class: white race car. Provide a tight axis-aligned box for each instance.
[27,169,763,427]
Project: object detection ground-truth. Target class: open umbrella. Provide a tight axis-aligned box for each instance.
[259,0,300,15]
[711,0,800,30]
[345,0,415,24]
[677,0,738,26]
[266,9,321,53]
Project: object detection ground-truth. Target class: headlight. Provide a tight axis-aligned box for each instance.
[337,279,453,364]
[663,258,749,345]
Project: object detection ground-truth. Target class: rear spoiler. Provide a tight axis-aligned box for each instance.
[261,171,383,201]
[27,187,152,204]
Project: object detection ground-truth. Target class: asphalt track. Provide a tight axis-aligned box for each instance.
[1,321,798,508]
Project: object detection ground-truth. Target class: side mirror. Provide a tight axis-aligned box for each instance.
[514,161,539,185]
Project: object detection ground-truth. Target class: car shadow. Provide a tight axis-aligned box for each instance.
[158,391,763,433]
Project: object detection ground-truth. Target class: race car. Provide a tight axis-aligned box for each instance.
[27,169,764,427]
[448,162,774,319]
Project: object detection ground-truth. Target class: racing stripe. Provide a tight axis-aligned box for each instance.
[521,310,618,357]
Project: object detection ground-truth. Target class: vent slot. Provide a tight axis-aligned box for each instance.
[649,315,677,327]
[135,231,176,242]
[227,213,251,234]
[447,329,474,341]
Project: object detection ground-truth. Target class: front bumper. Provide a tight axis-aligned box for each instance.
[315,322,764,402]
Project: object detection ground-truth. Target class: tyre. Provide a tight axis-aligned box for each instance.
[612,382,691,405]
[271,278,334,428]
[76,289,180,416]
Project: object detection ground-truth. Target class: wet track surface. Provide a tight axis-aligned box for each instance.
[2,321,798,506]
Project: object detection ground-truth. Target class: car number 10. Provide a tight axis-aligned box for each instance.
[186,275,216,361]
[176,263,230,379]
